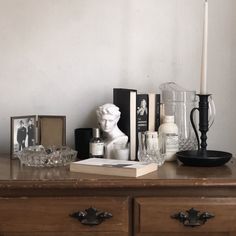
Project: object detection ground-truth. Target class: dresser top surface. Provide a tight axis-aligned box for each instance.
[0,154,236,189]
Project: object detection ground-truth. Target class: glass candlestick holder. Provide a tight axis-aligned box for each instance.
[176,94,232,167]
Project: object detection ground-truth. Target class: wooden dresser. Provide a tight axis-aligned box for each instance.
[0,155,236,236]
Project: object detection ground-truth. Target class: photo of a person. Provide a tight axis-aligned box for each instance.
[27,118,35,146]
[17,120,27,151]
[137,99,148,116]
[11,116,37,157]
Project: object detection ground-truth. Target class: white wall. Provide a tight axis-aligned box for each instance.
[0,0,235,155]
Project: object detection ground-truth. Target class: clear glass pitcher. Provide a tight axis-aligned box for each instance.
[159,82,216,151]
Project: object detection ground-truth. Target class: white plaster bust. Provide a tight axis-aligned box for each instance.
[96,103,128,159]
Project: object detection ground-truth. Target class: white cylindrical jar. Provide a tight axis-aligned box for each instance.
[158,116,179,161]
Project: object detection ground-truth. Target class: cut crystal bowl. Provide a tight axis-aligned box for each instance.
[17,145,77,167]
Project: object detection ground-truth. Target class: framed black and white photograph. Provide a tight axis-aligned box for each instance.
[136,94,148,133]
[10,115,37,157]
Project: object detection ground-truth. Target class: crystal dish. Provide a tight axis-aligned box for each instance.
[17,145,77,167]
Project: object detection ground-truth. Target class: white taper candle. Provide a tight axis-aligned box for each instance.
[200,0,208,94]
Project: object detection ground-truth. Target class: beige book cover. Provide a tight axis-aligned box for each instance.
[70,158,158,177]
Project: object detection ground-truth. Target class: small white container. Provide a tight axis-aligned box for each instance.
[158,116,179,161]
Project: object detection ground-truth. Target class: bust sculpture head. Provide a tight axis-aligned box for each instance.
[96,103,121,134]
[96,103,128,159]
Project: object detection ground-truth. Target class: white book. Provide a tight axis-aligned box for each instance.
[148,93,156,131]
[70,158,158,177]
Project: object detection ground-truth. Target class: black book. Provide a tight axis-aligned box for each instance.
[137,94,149,133]
[113,88,137,161]
[147,93,161,131]
[136,94,160,159]
[137,93,161,132]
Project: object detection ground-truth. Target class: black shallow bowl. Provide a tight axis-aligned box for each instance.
[176,150,232,167]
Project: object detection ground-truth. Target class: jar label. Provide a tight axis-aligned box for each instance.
[165,134,179,153]
[89,143,104,156]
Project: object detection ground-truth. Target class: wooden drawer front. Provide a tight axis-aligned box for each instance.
[0,197,129,234]
[135,197,236,233]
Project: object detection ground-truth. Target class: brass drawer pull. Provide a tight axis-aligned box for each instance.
[70,207,112,226]
[171,208,214,227]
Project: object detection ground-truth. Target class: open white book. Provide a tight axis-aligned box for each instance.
[70,158,158,177]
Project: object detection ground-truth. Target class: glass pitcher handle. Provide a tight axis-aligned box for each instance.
[190,107,200,150]
[208,95,216,128]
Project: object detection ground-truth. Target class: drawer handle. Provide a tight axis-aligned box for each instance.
[70,207,112,226]
[171,208,214,227]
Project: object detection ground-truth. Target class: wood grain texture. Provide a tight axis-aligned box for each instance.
[135,233,229,236]
[0,233,128,236]
[0,156,236,190]
[135,197,236,233]
[0,197,129,234]
[0,155,236,235]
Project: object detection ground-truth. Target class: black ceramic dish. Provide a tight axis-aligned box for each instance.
[176,150,232,167]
